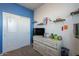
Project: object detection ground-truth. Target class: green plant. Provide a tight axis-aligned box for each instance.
[58,36,62,40]
[50,33,62,40]
[49,33,54,39]
[53,34,58,40]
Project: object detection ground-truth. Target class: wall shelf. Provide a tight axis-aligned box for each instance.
[70,9,79,16]
[71,11,79,16]
[37,23,44,25]
[53,19,65,23]
[32,21,37,23]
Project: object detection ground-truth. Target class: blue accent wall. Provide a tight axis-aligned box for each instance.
[0,11,2,53]
[0,3,34,53]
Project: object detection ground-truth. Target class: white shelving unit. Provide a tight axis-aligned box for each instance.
[33,36,62,56]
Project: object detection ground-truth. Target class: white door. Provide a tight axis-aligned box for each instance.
[3,12,30,53]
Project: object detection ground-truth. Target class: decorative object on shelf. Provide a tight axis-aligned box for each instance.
[49,33,62,40]
[53,18,65,22]
[53,34,58,40]
[58,36,62,40]
[64,24,68,30]
[62,24,68,31]
[70,8,79,16]
[37,17,50,25]
[37,17,51,25]
[44,33,49,38]
[43,17,49,25]
[43,17,52,25]
[49,33,54,39]
[62,26,64,31]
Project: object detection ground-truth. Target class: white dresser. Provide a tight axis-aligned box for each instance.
[33,36,62,56]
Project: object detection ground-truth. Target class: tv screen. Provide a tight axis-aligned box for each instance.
[33,28,45,36]
[74,23,79,38]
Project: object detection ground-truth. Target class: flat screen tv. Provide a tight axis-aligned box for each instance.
[33,28,45,36]
[74,23,79,38]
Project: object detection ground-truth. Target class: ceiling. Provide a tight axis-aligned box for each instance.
[18,3,44,10]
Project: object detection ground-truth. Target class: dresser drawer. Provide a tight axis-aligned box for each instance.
[33,42,48,55]
[33,41,58,56]
[45,46,58,56]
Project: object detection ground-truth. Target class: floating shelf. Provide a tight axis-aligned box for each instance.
[70,9,79,16]
[37,23,44,25]
[32,21,37,23]
[53,19,65,22]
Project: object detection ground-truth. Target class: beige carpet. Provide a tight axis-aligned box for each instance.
[3,46,42,56]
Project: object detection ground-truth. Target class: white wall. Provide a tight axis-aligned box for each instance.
[34,3,79,55]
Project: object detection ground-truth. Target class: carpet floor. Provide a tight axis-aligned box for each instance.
[3,46,42,56]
